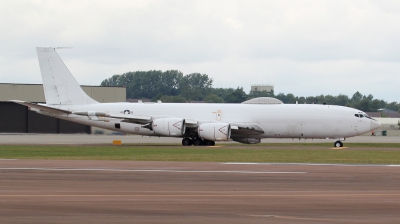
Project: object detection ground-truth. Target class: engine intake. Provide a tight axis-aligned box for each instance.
[198,123,231,141]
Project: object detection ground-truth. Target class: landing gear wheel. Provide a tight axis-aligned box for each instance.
[334,141,343,148]
[193,138,204,146]
[204,140,215,146]
[182,138,193,146]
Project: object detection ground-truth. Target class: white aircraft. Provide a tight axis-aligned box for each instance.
[11,47,380,147]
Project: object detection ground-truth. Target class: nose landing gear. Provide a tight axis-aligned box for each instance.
[334,141,343,148]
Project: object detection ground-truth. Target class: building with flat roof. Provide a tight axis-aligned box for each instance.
[0,83,126,134]
[250,84,274,93]
[0,83,126,103]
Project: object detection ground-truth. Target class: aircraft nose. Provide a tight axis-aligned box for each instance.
[370,120,381,131]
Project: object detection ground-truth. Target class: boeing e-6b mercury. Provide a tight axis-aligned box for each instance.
[11,47,381,147]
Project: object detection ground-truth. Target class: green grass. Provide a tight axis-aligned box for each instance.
[0,143,400,164]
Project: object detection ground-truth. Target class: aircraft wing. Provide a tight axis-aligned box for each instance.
[230,122,265,138]
[72,111,152,124]
[107,113,152,124]
[9,100,71,115]
[10,100,152,124]
[11,100,263,138]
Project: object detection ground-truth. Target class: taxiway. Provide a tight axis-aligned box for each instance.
[1,160,399,223]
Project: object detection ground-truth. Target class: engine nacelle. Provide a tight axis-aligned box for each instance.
[153,118,186,136]
[232,138,261,144]
[198,123,231,141]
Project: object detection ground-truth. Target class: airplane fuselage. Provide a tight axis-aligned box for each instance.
[45,103,376,140]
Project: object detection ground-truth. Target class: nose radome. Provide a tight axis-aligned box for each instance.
[370,120,381,131]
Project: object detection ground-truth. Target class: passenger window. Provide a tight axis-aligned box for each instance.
[355,114,359,117]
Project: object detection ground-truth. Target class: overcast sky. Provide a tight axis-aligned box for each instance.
[1,0,399,101]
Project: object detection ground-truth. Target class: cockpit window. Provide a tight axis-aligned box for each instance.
[356,112,376,121]
[364,113,376,120]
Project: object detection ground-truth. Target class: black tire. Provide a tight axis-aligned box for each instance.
[204,140,215,146]
[334,141,343,148]
[182,138,193,146]
[193,138,204,146]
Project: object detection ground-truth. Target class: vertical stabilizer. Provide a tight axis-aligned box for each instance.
[36,47,98,105]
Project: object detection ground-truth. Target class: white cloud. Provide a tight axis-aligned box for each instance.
[0,0,399,101]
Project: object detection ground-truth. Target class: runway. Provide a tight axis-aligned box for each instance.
[1,160,400,223]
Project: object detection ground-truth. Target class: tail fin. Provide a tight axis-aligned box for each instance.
[36,47,98,105]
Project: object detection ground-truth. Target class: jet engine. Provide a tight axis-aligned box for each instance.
[152,118,186,136]
[198,123,231,141]
[232,138,261,144]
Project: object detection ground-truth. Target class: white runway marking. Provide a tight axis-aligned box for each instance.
[0,167,306,174]
[223,162,400,167]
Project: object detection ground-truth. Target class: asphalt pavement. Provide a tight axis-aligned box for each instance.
[1,160,400,223]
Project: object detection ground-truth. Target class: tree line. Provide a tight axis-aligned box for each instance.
[100,70,400,112]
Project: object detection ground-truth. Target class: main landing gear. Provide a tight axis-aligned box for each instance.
[182,138,193,146]
[182,137,215,146]
[334,140,343,148]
